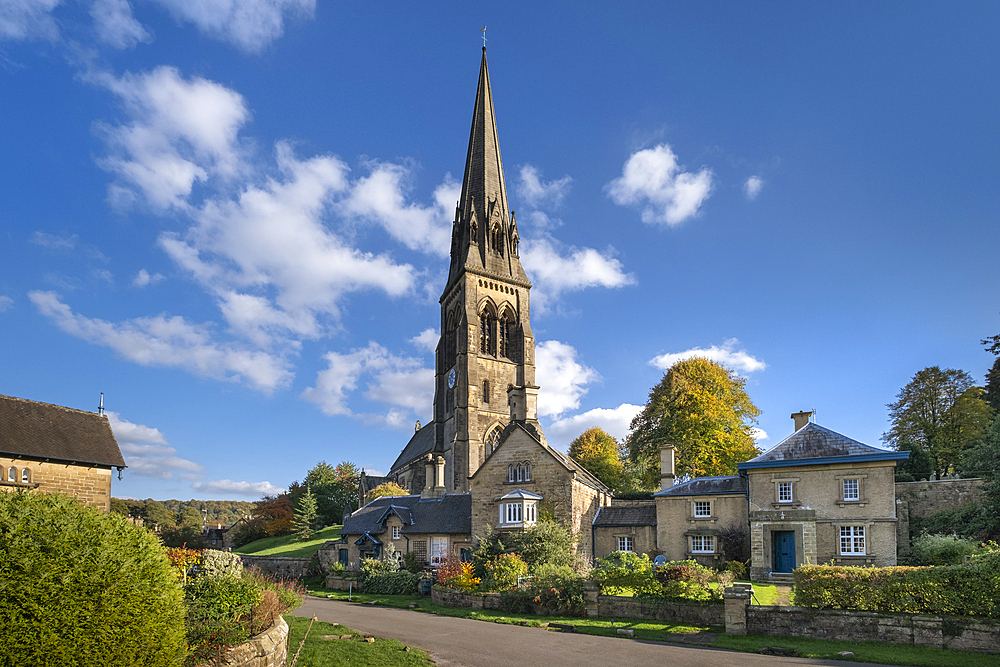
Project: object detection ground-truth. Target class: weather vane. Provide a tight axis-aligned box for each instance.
[481,25,487,48]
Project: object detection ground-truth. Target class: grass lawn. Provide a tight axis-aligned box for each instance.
[284,615,434,666]
[714,635,1000,667]
[233,525,341,558]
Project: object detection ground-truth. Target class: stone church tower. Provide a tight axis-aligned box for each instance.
[389,48,539,494]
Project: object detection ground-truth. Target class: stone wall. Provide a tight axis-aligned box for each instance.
[240,555,312,578]
[895,478,985,519]
[432,586,723,625]
[744,605,999,653]
[197,615,288,667]
[0,456,113,511]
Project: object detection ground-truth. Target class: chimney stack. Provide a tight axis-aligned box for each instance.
[791,410,814,432]
[659,443,676,491]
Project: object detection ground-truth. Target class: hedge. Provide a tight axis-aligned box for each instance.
[793,553,1000,619]
[360,570,420,595]
[0,491,187,667]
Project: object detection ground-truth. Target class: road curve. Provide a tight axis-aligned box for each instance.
[295,597,869,667]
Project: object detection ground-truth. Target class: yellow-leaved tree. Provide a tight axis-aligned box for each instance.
[568,427,626,493]
[627,357,761,488]
[366,481,410,504]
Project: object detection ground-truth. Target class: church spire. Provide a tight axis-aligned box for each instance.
[448,48,528,288]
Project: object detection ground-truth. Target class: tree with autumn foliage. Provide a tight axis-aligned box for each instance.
[627,357,762,488]
[288,460,361,526]
[568,427,627,493]
[366,481,410,503]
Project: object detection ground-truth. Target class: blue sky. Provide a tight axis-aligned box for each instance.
[2,1,997,501]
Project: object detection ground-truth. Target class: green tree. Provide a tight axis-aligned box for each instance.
[568,427,626,492]
[983,333,1000,413]
[882,367,993,476]
[143,499,174,530]
[293,486,318,541]
[894,438,934,482]
[627,357,762,488]
[289,460,361,527]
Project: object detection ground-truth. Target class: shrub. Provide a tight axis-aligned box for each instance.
[473,520,577,576]
[910,533,984,566]
[166,546,202,585]
[721,560,748,579]
[244,567,305,612]
[403,550,422,574]
[655,560,716,601]
[361,570,420,595]
[199,549,243,578]
[794,554,1000,618]
[0,491,187,667]
[330,560,346,574]
[439,560,480,592]
[184,575,262,619]
[591,551,660,596]
[531,564,585,615]
[483,553,529,591]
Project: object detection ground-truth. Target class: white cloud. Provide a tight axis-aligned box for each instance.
[0,296,12,312]
[94,65,250,211]
[301,342,433,427]
[92,268,114,283]
[29,290,293,392]
[744,175,764,201]
[191,479,286,496]
[751,427,768,441]
[410,328,438,354]
[545,403,643,449]
[517,165,572,209]
[535,340,598,418]
[90,0,149,49]
[161,142,417,347]
[606,143,713,226]
[649,338,766,374]
[106,411,204,479]
[150,0,313,53]
[31,231,77,252]
[133,268,165,287]
[520,236,634,313]
[0,0,61,41]
[339,163,457,257]
[525,210,562,232]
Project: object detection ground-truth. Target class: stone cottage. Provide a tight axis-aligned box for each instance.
[0,393,126,511]
[739,411,909,580]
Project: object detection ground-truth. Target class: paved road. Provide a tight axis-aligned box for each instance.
[295,597,868,667]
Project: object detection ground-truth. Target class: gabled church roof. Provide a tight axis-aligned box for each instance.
[389,421,435,472]
[738,422,909,470]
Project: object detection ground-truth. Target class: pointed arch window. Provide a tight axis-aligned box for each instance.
[21,468,30,484]
[480,308,497,356]
[486,426,502,452]
[483,380,490,404]
[7,467,15,483]
[508,464,515,482]
[491,226,504,256]
[498,314,509,358]
[523,462,530,481]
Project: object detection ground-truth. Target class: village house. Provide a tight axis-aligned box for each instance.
[0,393,126,512]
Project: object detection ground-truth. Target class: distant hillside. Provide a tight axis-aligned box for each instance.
[112,498,256,527]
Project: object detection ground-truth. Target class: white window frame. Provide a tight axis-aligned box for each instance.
[7,467,15,482]
[777,481,793,503]
[508,464,515,482]
[501,502,523,524]
[516,464,523,482]
[690,535,715,553]
[523,462,530,481]
[21,468,29,483]
[392,526,401,540]
[842,478,859,501]
[617,536,634,552]
[430,537,448,564]
[840,526,865,555]
[693,501,711,518]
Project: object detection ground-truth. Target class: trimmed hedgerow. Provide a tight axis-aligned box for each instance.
[0,491,186,667]
[794,553,1000,619]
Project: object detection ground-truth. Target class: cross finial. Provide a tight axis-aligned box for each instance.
[481,25,487,49]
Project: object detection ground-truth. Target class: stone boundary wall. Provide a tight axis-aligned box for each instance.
[431,586,723,625]
[240,555,312,578]
[744,605,999,653]
[895,478,985,518]
[197,615,288,667]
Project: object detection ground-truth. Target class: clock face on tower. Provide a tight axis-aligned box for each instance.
[448,368,457,389]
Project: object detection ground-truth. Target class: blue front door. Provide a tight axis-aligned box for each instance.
[772,531,796,573]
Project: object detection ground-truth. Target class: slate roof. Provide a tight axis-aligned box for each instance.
[500,488,542,500]
[0,394,126,468]
[341,493,472,537]
[739,422,907,471]
[593,503,657,527]
[389,422,436,473]
[653,475,747,497]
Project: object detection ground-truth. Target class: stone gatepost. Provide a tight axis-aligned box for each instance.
[583,580,600,617]
[723,584,753,635]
